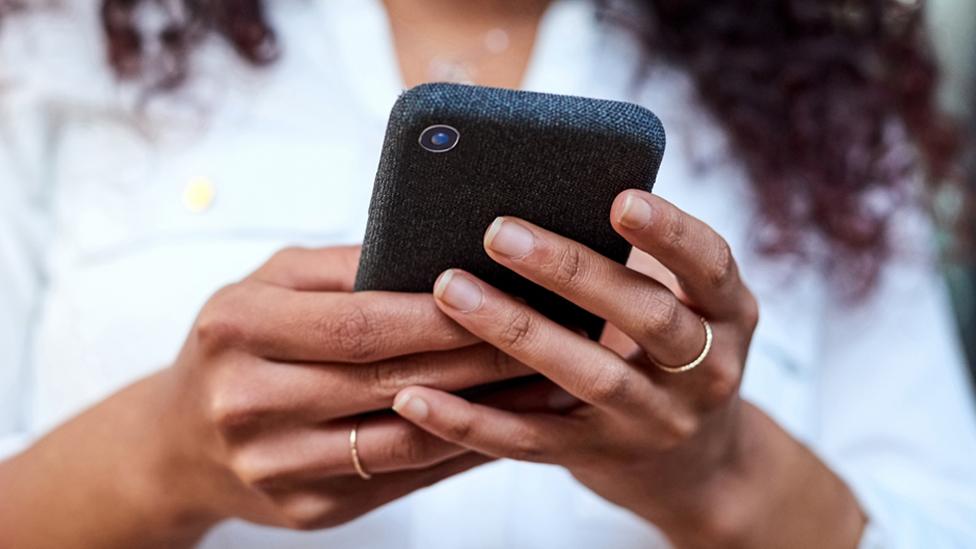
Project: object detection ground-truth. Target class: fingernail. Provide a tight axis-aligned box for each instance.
[547,389,581,412]
[619,194,652,230]
[393,392,429,421]
[433,270,484,312]
[485,218,534,258]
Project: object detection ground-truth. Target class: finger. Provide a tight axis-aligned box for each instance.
[611,190,751,320]
[209,345,534,426]
[482,216,706,366]
[471,377,583,415]
[353,451,492,501]
[267,452,492,530]
[392,386,575,464]
[431,269,661,411]
[234,416,468,489]
[250,245,361,291]
[199,282,478,363]
[233,378,571,490]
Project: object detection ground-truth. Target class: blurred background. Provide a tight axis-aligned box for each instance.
[929,0,976,377]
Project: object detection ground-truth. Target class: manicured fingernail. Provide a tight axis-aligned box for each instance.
[547,389,581,412]
[434,270,484,312]
[619,194,652,229]
[485,218,534,258]
[393,392,429,421]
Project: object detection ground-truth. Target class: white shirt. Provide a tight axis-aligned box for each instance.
[2,1,975,547]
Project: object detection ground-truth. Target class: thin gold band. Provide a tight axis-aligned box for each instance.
[655,317,713,374]
[349,421,372,480]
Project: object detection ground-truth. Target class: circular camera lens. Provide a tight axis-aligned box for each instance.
[430,132,451,146]
[419,125,460,153]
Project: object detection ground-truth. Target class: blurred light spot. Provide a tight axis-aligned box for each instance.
[484,28,511,54]
[183,177,216,213]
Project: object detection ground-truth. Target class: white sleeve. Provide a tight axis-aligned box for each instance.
[0,20,53,461]
[816,214,976,547]
[0,162,45,460]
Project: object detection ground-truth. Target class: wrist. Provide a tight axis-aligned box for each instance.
[121,369,225,544]
[630,403,755,548]
[658,404,865,549]
[0,369,223,548]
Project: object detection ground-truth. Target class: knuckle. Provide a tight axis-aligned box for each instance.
[204,369,268,437]
[660,207,687,251]
[269,246,306,266]
[230,450,275,489]
[581,367,631,406]
[444,414,475,443]
[330,303,382,362]
[279,498,339,531]
[701,363,741,408]
[195,284,248,351]
[387,429,434,465]
[208,389,264,435]
[657,413,699,450]
[639,290,682,339]
[547,245,585,290]
[498,309,536,351]
[506,427,548,462]
[740,292,760,332]
[696,492,750,546]
[256,246,307,286]
[367,362,415,400]
[284,514,324,532]
[707,241,738,289]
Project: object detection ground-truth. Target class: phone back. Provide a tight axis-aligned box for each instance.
[355,83,666,339]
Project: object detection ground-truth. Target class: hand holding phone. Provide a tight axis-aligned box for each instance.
[356,83,666,338]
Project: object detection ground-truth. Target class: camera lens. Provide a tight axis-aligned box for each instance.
[419,125,460,153]
[430,132,451,146]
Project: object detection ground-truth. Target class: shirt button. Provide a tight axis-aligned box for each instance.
[183,177,217,213]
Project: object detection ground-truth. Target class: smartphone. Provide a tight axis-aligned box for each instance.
[355,83,666,339]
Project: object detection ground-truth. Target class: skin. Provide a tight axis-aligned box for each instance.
[0,0,867,547]
[0,246,573,548]
[391,191,867,548]
[384,0,551,88]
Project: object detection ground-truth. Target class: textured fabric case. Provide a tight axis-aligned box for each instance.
[355,83,666,338]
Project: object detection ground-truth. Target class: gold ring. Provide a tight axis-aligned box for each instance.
[655,317,713,374]
[349,420,372,480]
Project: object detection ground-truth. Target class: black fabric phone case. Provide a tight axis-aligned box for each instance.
[355,83,666,339]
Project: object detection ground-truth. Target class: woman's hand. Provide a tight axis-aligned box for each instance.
[391,190,865,548]
[160,246,550,531]
[0,245,568,549]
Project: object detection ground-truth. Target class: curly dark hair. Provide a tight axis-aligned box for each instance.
[12,0,968,293]
[619,0,962,293]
